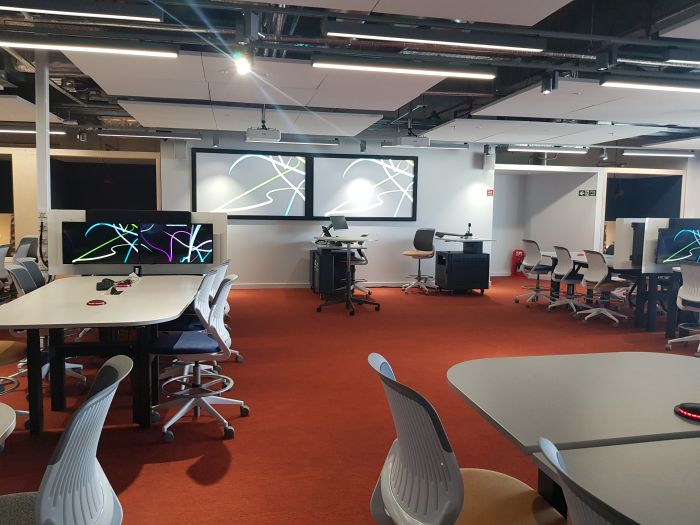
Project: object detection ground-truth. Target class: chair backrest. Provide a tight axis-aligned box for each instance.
[0,244,8,280]
[19,259,45,288]
[522,239,542,269]
[210,260,230,303]
[552,246,574,281]
[207,278,234,356]
[678,263,700,306]
[583,250,609,285]
[539,438,638,525]
[13,236,37,261]
[6,266,37,295]
[193,270,218,327]
[368,352,463,525]
[37,355,133,525]
[413,229,435,252]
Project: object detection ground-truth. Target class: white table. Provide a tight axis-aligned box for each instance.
[533,438,700,524]
[0,275,202,434]
[0,402,15,453]
[313,236,380,315]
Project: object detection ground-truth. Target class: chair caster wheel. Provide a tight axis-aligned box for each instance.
[235,354,244,363]
[214,364,222,373]
[375,305,380,311]
[349,310,355,316]
[224,426,235,440]
[150,411,161,423]
[240,405,250,417]
[367,291,372,296]
[514,298,520,304]
[613,322,620,328]
[582,319,588,324]
[163,430,174,443]
[316,307,322,312]
[665,343,672,351]
[546,308,553,313]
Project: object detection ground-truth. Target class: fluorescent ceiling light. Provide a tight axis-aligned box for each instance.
[277,139,339,146]
[233,51,251,75]
[325,22,544,53]
[98,131,200,140]
[507,144,589,154]
[0,129,65,135]
[381,141,469,150]
[600,77,700,94]
[665,49,700,67]
[622,149,695,158]
[0,3,161,22]
[312,58,495,80]
[0,34,177,58]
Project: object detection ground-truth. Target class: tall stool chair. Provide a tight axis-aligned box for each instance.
[575,250,628,326]
[547,246,591,314]
[666,263,700,356]
[514,239,553,305]
[401,228,436,294]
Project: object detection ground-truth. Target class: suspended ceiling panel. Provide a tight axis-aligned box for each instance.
[119,100,382,135]
[0,95,61,123]
[645,136,700,150]
[659,17,700,39]
[426,118,664,145]
[229,0,570,24]
[473,79,700,127]
[65,50,209,100]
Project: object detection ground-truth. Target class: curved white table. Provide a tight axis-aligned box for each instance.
[0,402,16,452]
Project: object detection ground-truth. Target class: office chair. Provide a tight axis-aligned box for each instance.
[351,234,372,297]
[12,236,38,263]
[575,250,628,327]
[515,239,553,305]
[666,263,700,356]
[152,278,249,442]
[0,355,132,525]
[19,259,45,288]
[0,244,9,301]
[539,438,638,525]
[547,246,591,314]
[368,352,565,525]
[0,339,29,444]
[6,266,87,385]
[0,402,15,454]
[401,228,436,294]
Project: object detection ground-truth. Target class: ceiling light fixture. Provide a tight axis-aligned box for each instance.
[0,34,178,58]
[600,148,609,161]
[600,77,700,94]
[0,1,162,22]
[312,57,495,80]
[381,141,469,150]
[0,129,65,135]
[277,138,340,146]
[622,149,695,158]
[665,49,700,67]
[98,131,201,140]
[507,144,589,155]
[325,21,545,53]
[233,50,252,75]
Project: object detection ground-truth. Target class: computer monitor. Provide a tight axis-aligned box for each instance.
[329,215,349,231]
[656,228,700,265]
[62,222,140,264]
[139,223,214,264]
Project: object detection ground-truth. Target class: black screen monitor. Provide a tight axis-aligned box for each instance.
[329,215,348,231]
[62,222,140,264]
[139,223,214,264]
[656,228,700,264]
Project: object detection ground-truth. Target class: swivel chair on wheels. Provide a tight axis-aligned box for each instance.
[514,239,553,305]
[666,263,700,356]
[401,228,436,294]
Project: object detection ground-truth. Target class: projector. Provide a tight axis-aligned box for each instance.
[245,127,281,143]
[392,135,430,148]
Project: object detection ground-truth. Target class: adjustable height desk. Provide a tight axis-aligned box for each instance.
[313,237,380,315]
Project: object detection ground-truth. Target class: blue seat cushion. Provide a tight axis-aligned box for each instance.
[158,314,204,332]
[151,331,218,356]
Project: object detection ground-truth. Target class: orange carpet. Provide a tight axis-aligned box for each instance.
[0,277,677,523]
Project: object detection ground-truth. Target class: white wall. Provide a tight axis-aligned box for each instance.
[492,174,525,275]
[161,136,494,287]
[684,157,700,217]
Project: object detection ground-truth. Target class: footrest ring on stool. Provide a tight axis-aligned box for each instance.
[160,372,234,399]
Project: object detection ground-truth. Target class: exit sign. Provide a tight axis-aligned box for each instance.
[578,189,597,197]
[487,188,494,197]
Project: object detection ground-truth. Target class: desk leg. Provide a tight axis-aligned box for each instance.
[634,275,647,329]
[151,355,160,406]
[538,468,567,517]
[647,274,659,332]
[26,329,43,435]
[48,329,65,411]
[666,273,681,339]
[132,326,153,428]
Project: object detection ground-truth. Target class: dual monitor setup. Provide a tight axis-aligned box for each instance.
[656,226,700,265]
[61,221,214,265]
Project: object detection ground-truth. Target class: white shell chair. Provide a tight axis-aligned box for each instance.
[575,250,628,326]
[666,263,700,356]
[539,438,638,525]
[515,239,553,305]
[152,278,249,442]
[0,355,133,525]
[547,246,591,314]
[369,353,565,525]
[0,244,10,300]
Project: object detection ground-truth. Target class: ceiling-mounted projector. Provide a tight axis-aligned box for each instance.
[245,126,281,143]
[392,135,430,148]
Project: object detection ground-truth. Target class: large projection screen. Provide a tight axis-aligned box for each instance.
[193,150,307,219]
[312,155,417,220]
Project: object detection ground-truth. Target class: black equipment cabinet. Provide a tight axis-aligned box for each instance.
[310,249,352,297]
[435,251,490,294]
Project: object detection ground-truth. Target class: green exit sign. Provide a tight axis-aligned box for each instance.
[578,189,597,197]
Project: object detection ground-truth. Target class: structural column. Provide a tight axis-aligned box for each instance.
[34,51,50,264]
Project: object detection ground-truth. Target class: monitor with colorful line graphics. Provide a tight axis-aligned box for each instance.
[139,223,214,264]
